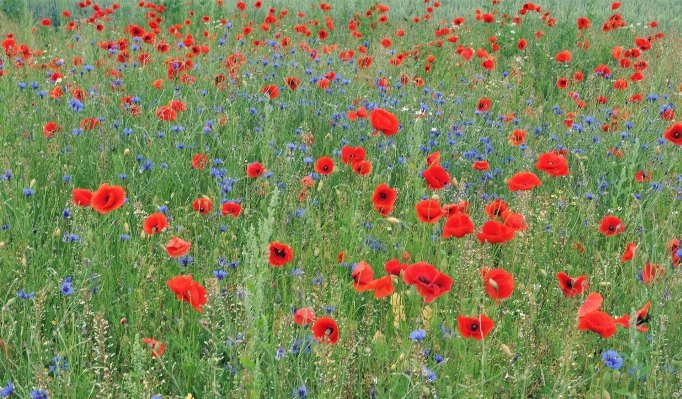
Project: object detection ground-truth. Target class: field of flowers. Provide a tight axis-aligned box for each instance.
[1,0,682,397]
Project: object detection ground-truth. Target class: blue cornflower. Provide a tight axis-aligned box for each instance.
[177,256,193,266]
[120,234,131,241]
[409,329,427,342]
[602,350,624,370]
[16,289,35,300]
[30,389,49,399]
[61,277,74,296]
[63,208,72,218]
[422,367,437,382]
[213,270,228,280]
[23,188,35,197]
[294,385,308,398]
[275,346,286,361]
[0,382,14,397]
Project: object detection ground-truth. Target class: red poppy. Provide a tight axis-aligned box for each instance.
[371,183,397,215]
[599,215,626,236]
[402,262,453,303]
[221,202,242,218]
[260,84,279,99]
[142,338,166,357]
[166,236,191,258]
[457,314,494,340]
[91,183,126,214]
[192,153,208,170]
[294,308,315,325]
[370,108,400,136]
[476,220,515,244]
[422,164,451,190]
[508,129,526,146]
[352,261,374,292]
[668,239,681,266]
[364,275,395,299]
[483,198,509,218]
[192,198,213,215]
[536,151,569,176]
[476,97,491,113]
[166,274,207,312]
[635,302,651,332]
[426,151,441,167]
[472,161,489,171]
[555,50,572,62]
[577,17,590,29]
[80,117,100,131]
[43,122,61,138]
[578,311,618,338]
[663,122,682,146]
[311,317,339,344]
[155,106,177,121]
[641,263,664,285]
[314,156,334,175]
[556,77,570,89]
[341,145,366,165]
[621,242,637,262]
[507,172,541,191]
[384,259,408,276]
[143,213,168,235]
[481,268,514,302]
[415,199,446,223]
[443,200,470,217]
[285,76,300,90]
[72,188,93,206]
[442,214,475,238]
[352,160,372,176]
[634,170,651,182]
[517,39,527,50]
[268,242,294,267]
[246,162,266,178]
[556,272,588,297]
[500,211,528,231]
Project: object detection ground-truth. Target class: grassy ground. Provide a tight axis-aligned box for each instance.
[1,0,682,398]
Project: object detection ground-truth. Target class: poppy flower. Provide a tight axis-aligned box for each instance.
[260,84,278,99]
[91,183,126,214]
[166,275,207,312]
[192,153,208,170]
[483,199,509,218]
[43,122,61,138]
[314,156,334,175]
[402,262,453,303]
[476,97,491,113]
[481,268,514,302]
[577,17,590,29]
[634,170,651,182]
[641,263,664,285]
[246,162,265,178]
[384,259,408,276]
[142,338,166,357]
[73,188,93,206]
[352,160,372,176]
[621,243,637,262]
[599,215,626,236]
[443,200,470,217]
[507,172,542,191]
[457,314,494,340]
[663,122,682,146]
[556,272,588,297]
[476,220,515,244]
[352,261,374,292]
[285,76,300,90]
[192,198,213,215]
[535,151,569,176]
[635,302,651,332]
[221,202,242,218]
[555,50,572,62]
[667,239,681,266]
[294,308,316,325]
[473,161,489,171]
[442,214,475,238]
[500,211,528,231]
[370,108,400,136]
[517,39,527,50]
[268,242,294,267]
[143,213,168,235]
[371,183,397,215]
[577,311,618,338]
[340,145,366,165]
[364,275,395,299]
[155,105,177,121]
[508,129,526,146]
[166,236,191,258]
[421,164,451,190]
[426,151,441,167]
[311,317,339,344]
[415,199,446,223]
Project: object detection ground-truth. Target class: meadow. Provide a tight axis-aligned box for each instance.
[1,0,682,398]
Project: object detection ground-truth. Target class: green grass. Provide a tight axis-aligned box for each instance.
[1,0,682,398]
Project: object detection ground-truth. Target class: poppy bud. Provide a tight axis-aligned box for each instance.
[500,344,512,356]
[451,177,458,186]
[317,180,324,191]
[4,297,16,309]
[0,242,4,249]
[54,228,61,237]
[488,278,499,290]
[30,179,36,188]
[602,390,611,399]
[124,148,130,156]
[601,371,611,386]
[336,189,342,196]
[140,231,147,240]
[314,248,320,257]
[170,192,175,199]
[121,318,127,325]
[539,269,547,277]
[612,370,620,383]
[599,282,610,286]
[431,194,439,200]
[21,256,26,267]
[124,222,129,233]
[385,217,400,224]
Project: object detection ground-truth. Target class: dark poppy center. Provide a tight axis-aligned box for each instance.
[608,225,616,231]
[674,131,681,139]
[565,280,574,288]
[274,248,286,258]
[636,314,650,326]
[470,323,479,331]
[104,195,110,203]
[379,192,387,200]
[418,276,431,285]
[323,166,329,171]
[325,327,334,336]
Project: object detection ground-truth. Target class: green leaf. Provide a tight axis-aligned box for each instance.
[239,356,255,371]
[613,389,633,397]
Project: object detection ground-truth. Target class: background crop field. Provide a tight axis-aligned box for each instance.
[1,0,682,398]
